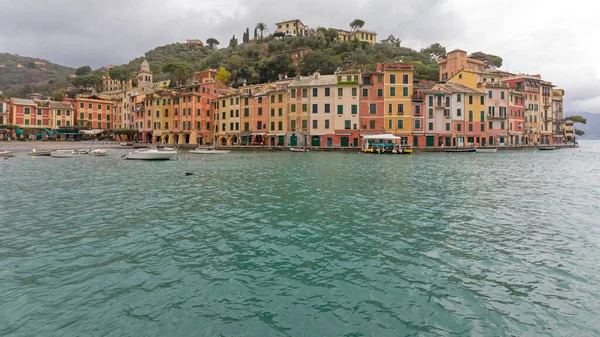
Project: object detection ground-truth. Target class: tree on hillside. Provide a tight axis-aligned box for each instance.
[216,67,231,84]
[350,19,365,33]
[469,52,503,69]
[299,51,343,75]
[229,35,238,49]
[71,74,102,89]
[52,91,65,101]
[254,28,258,40]
[420,43,446,62]
[243,28,250,43]
[75,66,92,76]
[258,54,297,83]
[108,66,131,81]
[256,22,268,42]
[161,62,192,86]
[381,34,401,47]
[206,38,220,49]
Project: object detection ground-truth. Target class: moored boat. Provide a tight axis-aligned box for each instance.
[51,150,74,158]
[446,148,476,153]
[189,148,231,154]
[538,146,555,151]
[476,148,497,153]
[27,149,52,156]
[290,147,308,152]
[89,149,108,156]
[0,150,17,157]
[124,147,176,160]
[74,149,90,154]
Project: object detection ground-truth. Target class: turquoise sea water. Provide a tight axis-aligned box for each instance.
[1,142,600,336]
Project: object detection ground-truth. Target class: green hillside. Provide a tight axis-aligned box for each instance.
[0,53,75,92]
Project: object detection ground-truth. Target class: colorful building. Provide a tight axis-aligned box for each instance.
[74,95,115,130]
[540,81,554,145]
[275,19,310,37]
[359,71,386,136]
[378,63,413,146]
[439,49,486,82]
[502,75,541,145]
[552,89,565,144]
[334,29,377,45]
[266,81,290,146]
[508,89,525,145]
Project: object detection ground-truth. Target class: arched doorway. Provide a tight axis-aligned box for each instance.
[174,134,179,145]
[232,136,238,145]
[185,134,190,144]
[221,137,227,146]
[197,136,203,145]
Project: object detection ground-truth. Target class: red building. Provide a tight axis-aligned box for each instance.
[359,71,385,137]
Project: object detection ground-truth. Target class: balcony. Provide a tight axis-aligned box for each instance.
[543,116,553,122]
[488,114,507,120]
[435,106,445,110]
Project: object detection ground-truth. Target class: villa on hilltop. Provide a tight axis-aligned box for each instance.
[274,18,377,45]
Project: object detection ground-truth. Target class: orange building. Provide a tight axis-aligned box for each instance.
[74,95,115,130]
[439,49,486,82]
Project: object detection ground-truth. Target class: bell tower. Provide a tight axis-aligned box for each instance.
[138,59,153,89]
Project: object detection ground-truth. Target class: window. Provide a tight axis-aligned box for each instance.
[469,124,473,131]
[338,88,343,96]
[445,97,450,107]
[352,88,357,96]
[312,120,318,129]
[312,104,318,114]
[302,104,307,112]
[402,74,409,84]
[501,121,505,129]
[469,96,473,104]
[457,94,462,102]
[312,88,318,97]
[325,88,330,96]
[24,107,31,114]
[428,108,433,118]
[397,104,404,114]
[197,121,200,130]
[301,90,306,99]
[278,108,283,116]
[428,122,433,131]
[66,110,70,116]
[390,87,396,96]
[415,120,421,129]
[377,74,383,83]
[480,111,485,122]
[388,104,392,113]
[488,91,492,99]
[89,113,93,120]
[480,124,484,131]
[362,88,369,97]
[302,119,307,130]
[207,122,211,132]
[291,104,296,113]
[80,112,84,119]
[457,109,462,117]
[403,87,408,96]
[351,105,358,114]
[489,122,493,129]
[270,122,275,130]
[397,120,404,129]
[271,109,275,117]
[258,107,262,115]
[390,74,396,84]
[501,91,505,99]
[230,110,234,118]
[369,104,376,114]
[468,111,473,122]
[370,120,376,129]
[291,90,296,99]
[457,124,462,132]
[325,104,330,113]
[56,109,62,116]
[270,96,275,104]
[345,120,351,129]
[325,119,330,129]
[446,123,451,131]
[290,120,295,131]
[337,105,343,114]
[377,88,383,97]
[80,103,84,108]
[258,97,263,103]
[363,77,371,85]
[415,106,421,114]
[164,109,169,117]
[57,120,61,126]
[480,96,484,105]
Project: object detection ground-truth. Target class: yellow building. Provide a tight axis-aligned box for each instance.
[49,101,74,129]
[216,89,242,146]
[334,29,377,45]
[379,63,413,145]
[275,19,309,37]
[142,90,172,143]
[153,80,171,89]
[267,81,290,146]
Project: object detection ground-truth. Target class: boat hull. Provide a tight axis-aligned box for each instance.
[125,150,176,160]
[538,146,555,151]
[0,151,16,157]
[189,149,231,154]
[446,148,476,153]
[28,150,52,156]
[476,148,497,153]
[51,150,74,158]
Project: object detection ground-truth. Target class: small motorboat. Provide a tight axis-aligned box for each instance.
[27,149,52,156]
[538,146,555,151]
[74,149,90,154]
[89,149,108,156]
[51,150,74,158]
[289,147,308,152]
[120,142,133,146]
[446,148,476,153]
[124,147,176,160]
[189,148,230,154]
[0,150,17,157]
[476,148,497,153]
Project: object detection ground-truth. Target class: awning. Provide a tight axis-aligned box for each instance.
[80,129,105,135]
[44,128,54,135]
[251,132,266,136]
[362,133,400,140]
[16,128,23,135]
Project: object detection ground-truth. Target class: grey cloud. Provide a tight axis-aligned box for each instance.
[0,0,464,68]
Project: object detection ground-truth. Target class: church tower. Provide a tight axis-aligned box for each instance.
[138,59,153,89]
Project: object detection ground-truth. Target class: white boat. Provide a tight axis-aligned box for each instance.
[51,150,74,158]
[0,150,16,157]
[476,148,497,153]
[74,149,90,154]
[120,142,133,146]
[189,148,230,154]
[124,147,177,160]
[27,149,52,156]
[89,149,108,156]
[290,147,308,152]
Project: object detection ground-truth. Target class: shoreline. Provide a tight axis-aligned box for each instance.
[0,141,578,153]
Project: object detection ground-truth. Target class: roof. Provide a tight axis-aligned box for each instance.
[49,101,73,109]
[289,74,336,87]
[424,82,482,94]
[10,98,36,105]
[275,18,305,25]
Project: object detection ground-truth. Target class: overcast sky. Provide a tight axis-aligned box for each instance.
[0,0,597,113]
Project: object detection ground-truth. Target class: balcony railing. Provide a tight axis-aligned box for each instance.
[488,114,507,120]
[543,116,553,122]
